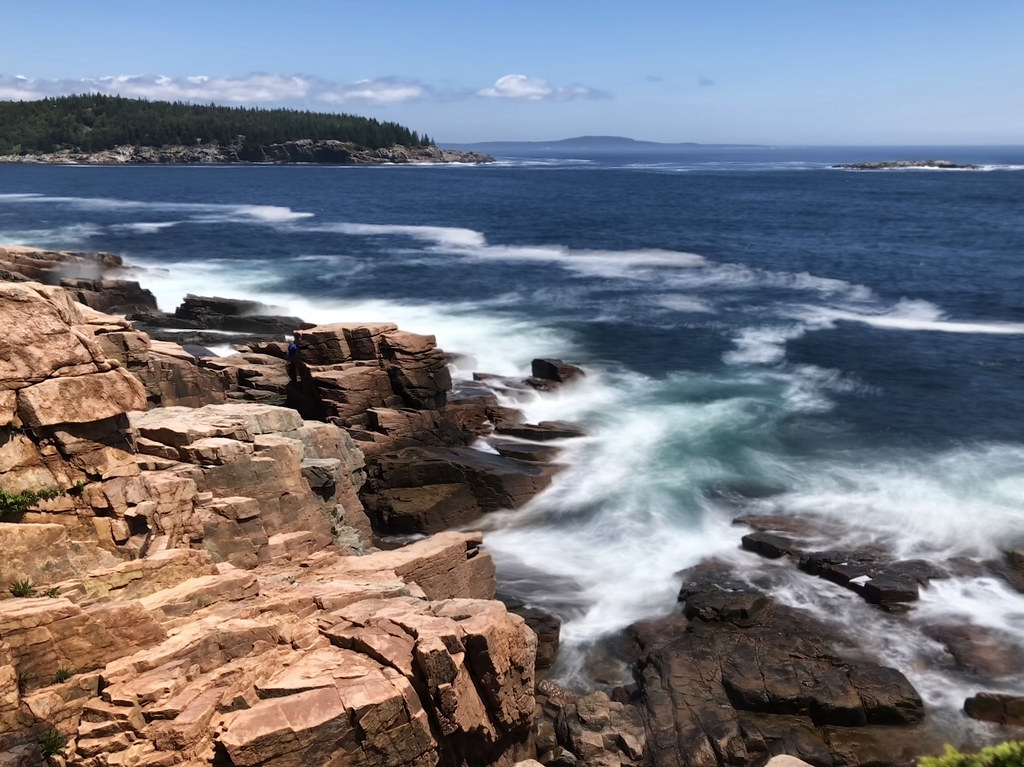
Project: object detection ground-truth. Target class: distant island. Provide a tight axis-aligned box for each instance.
[0,94,492,165]
[442,135,763,152]
[834,159,980,170]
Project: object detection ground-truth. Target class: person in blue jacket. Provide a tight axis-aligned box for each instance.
[287,339,299,382]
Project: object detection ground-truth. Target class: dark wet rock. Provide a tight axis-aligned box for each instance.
[60,277,158,314]
[964,692,1024,726]
[795,548,943,607]
[629,561,927,767]
[531,358,586,384]
[173,294,307,335]
[362,482,481,535]
[362,446,556,533]
[678,569,774,628]
[861,574,919,605]
[507,605,560,670]
[496,421,586,441]
[487,438,562,463]
[924,623,1024,678]
[740,531,799,559]
[987,551,1024,595]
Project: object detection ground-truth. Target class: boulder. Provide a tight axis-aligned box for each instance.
[530,358,585,384]
[16,368,147,428]
[963,692,1024,726]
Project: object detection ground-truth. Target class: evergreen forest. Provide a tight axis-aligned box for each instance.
[0,94,432,154]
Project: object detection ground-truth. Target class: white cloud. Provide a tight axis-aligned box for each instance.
[0,73,425,106]
[477,74,596,101]
[319,79,424,104]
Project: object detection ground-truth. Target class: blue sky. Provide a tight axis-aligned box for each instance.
[3,0,1022,145]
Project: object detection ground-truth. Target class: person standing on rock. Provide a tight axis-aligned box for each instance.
[287,338,300,382]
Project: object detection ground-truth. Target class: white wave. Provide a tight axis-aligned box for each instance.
[330,222,487,249]
[790,299,1024,336]
[0,223,104,248]
[0,192,313,224]
[724,324,807,365]
[112,221,181,234]
[754,442,1024,558]
[652,294,716,314]
[131,256,571,376]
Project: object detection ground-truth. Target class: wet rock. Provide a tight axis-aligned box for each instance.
[507,605,560,670]
[530,358,585,385]
[59,277,157,315]
[861,573,919,605]
[963,692,1024,726]
[487,438,562,463]
[496,421,586,441]
[630,561,926,767]
[740,531,798,559]
[366,446,555,531]
[173,294,306,336]
[924,623,1024,678]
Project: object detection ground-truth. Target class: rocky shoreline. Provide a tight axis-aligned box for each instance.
[0,140,494,166]
[1,244,1022,767]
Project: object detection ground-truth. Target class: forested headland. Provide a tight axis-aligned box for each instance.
[0,94,433,155]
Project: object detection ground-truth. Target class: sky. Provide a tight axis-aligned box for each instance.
[2,0,1023,145]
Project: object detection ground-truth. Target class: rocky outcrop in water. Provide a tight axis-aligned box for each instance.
[627,560,941,767]
[833,160,979,170]
[0,141,494,165]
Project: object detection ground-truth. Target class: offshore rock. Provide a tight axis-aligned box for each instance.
[834,160,980,170]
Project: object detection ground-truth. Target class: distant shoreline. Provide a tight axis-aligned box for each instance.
[0,139,494,166]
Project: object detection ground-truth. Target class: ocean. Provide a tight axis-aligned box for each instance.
[2,145,1023,739]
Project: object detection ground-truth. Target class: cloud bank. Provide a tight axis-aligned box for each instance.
[0,73,427,105]
[1,72,603,106]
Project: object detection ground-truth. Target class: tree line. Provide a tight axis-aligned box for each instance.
[0,94,433,154]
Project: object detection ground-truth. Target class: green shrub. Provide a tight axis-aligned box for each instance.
[43,586,61,598]
[53,667,72,684]
[0,486,63,518]
[8,579,36,598]
[919,742,1024,767]
[37,727,67,758]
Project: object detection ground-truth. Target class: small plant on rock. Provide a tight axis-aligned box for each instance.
[37,727,67,758]
[8,579,36,598]
[0,487,63,518]
[919,741,1024,767]
[53,667,73,684]
[43,586,61,598]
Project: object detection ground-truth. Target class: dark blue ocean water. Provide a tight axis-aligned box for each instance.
[2,146,1023,718]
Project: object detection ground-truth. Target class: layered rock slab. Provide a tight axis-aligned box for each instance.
[628,562,933,767]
